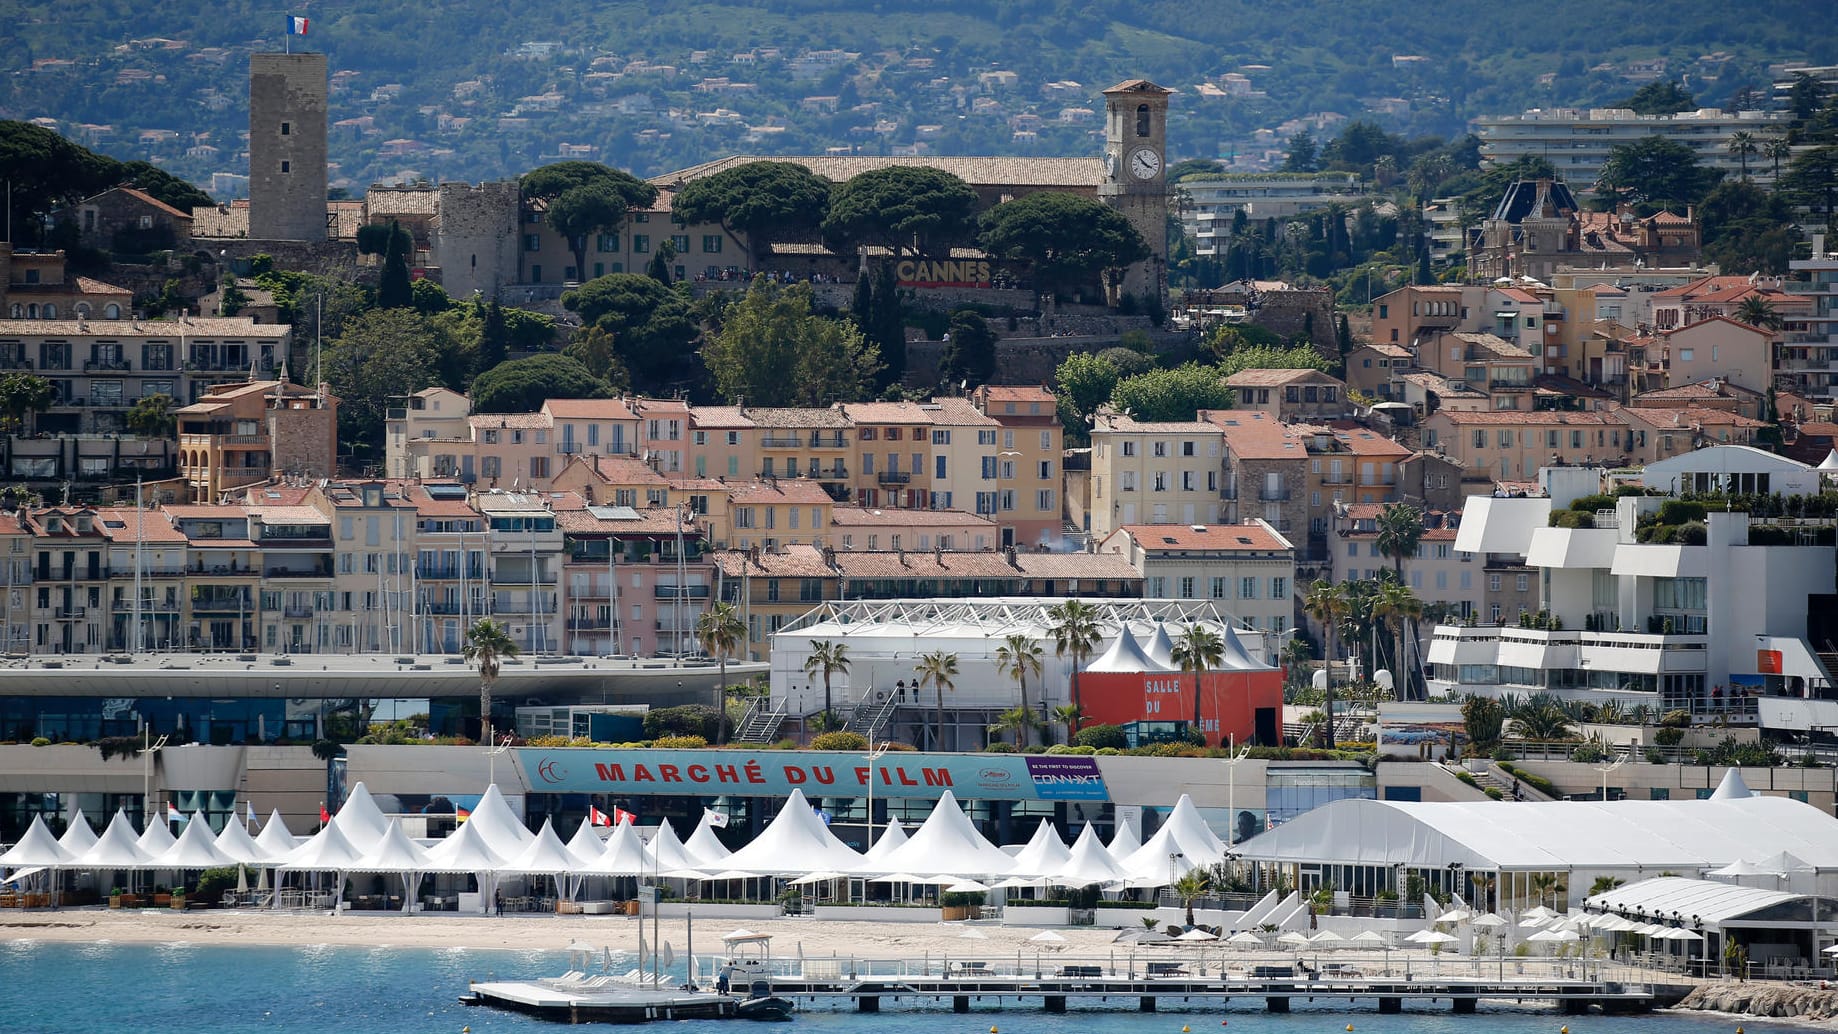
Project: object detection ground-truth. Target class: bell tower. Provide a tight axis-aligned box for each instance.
[1100,79,1172,307]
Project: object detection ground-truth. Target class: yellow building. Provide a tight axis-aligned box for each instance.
[175,379,338,501]
[970,385,1064,548]
[842,401,936,510]
[1087,413,1224,540]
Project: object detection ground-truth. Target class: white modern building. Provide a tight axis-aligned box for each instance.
[1178,172,1374,255]
[1787,234,1838,401]
[1474,107,1791,192]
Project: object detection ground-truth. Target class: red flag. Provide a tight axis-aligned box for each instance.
[319,803,330,825]
[614,807,637,826]
[588,805,613,827]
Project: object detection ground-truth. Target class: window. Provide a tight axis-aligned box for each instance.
[1135,103,1151,137]
[1121,440,1136,457]
[1152,441,1167,457]
[633,235,650,253]
[935,455,947,479]
[524,234,541,251]
[279,160,290,173]
[1119,471,1136,492]
[1472,430,1486,450]
[1240,577,1257,599]
[1271,576,1286,599]
[932,429,950,445]
[1152,471,1167,492]
[1488,573,1501,592]
[1516,574,1528,592]
[1210,577,1226,599]
[1036,489,1054,511]
[999,490,1015,511]
[1178,576,1196,597]
[981,456,998,479]
[735,508,755,529]
[702,235,723,253]
[1038,460,1052,480]
[1497,430,1513,448]
[977,429,996,445]
[280,121,291,135]
[1149,577,1166,597]
[529,457,548,478]
[481,457,500,478]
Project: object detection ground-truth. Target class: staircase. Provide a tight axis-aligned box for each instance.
[732,699,787,744]
[1470,763,1556,802]
[845,691,900,740]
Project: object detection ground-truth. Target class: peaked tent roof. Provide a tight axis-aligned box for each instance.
[645,821,706,872]
[1144,623,1177,668]
[1007,819,1072,878]
[1085,626,1171,673]
[1237,795,1838,872]
[135,814,178,858]
[75,812,153,869]
[0,816,74,868]
[466,784,536,859]
[1218,624,1272,670]
[422,812,507,872]
[329,782,393,853]
[718,788,865,875]
[1587,876,1838,928]
[1122,794,1224,881]
[276,818,368,871]
[589,819,652,876]
[151,814,239,869]
[57,810,99,858]
[254,810,301,859]
[1710,769,1754,799]
[1108,815,1142,857]
[214,819,268,866]
[686,814,733,868]
[872,790,1016,877]
[864,818,909,863]
[1052,824,1131,887]
[502,818,584,875]
[351,819,434,873]
[565,817,608,868]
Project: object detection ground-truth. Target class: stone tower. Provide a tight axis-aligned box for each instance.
[248,53,328,241]
[1099,79,1173,308]
[432,182,523,300]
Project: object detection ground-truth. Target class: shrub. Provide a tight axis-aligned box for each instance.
[1455,770,1479,787]
[193,867,240,906]
[652,734,709,750]
[1657,500,1707,526]
[1496,761,1558,798]
[644,705,719,741]
[1484,787,1504,800]
[1676,520,1707,546]
[810,731,869,751]
[1045,744,1073,754]
[1659,709,1692,729]
[1644,746,1667,764]
[1569,742,1607,763]
[1095,747,1121,755]
[983,742,1017,753]
[30,736,49,747]
[1072,723,1128,750]
[1655,727,1685,746]
[1547,509,1593,529]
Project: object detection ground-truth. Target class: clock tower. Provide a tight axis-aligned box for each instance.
[1100,79,1172,307]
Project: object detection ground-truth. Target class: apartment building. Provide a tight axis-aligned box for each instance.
[1205,409,1308,546]
[1098,520,1296,634]
[1474,107,1790,192]
[175,378,338,501]
[1327,503,1477,620]
[557,502,711,659]
[742,407,851,498]
[1087,414,1224,540]
[727,478,835,553]
[1786,235,1838,401]
[1224,368,1350,422]
[920,395,997,522]
[1422,410,1631,480]
[971,385,1067,548]
[831,507,997,553]
[474,490,565,654]
[1344,342,1415,401]
[841,401,935,510]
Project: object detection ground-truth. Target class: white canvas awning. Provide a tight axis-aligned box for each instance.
[1085,626,1171,673]
[135,815,178,858]
[57,810,98,858]
[864,819,908,863]
[588,820,652,876]
[645,821,706,872]
[501,818,581,876]
[686,813,733,868]
[350,818,434,873]
[213,820,268,866]
[464,784,534,860]
[254,810,301,859]
[276,819,368,871]
[1122,794,1224,881]
[423,813,507,873]
[1108,815,1141,858]
[328,782,393,854]
[565,817,608,869]
[1050,825,1131,887]
[718,788,864,876]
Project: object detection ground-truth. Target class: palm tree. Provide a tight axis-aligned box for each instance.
[916,650,959,752]
[1280,635,1314,695]
[695,602,746,744]
[1301,580,1348,747]
[463,618,519,745]
[1051,703,1086,746]
[1735,294,1784,332]
[1047,600,1103,728]
[1728,131,1758,179]
[1468,871,1497,913]
[988,707,1035,748]
[1171,624,1226,744]
[1171,868,1211,926]
[801,639,851,729]
[1375,503,1425,580]
[1766,138,1793,180]
[994,633,1044,747]
[1509,692,1578,741]
[1374,579,1423,701]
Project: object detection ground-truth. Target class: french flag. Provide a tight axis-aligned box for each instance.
[287,15,310,35]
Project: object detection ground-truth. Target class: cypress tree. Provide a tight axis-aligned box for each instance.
[377,220,413,309]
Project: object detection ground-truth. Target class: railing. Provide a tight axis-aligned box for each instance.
[809,433,846,448]
[283,606,314,618]
[54,606,86,619]
[418,566,485,580]
[191,596,252,612]
[761,436,803,448]
[84,359,131,372]
[262,567,332,579]
[878,471,911,484]
[653,584,711,600]
[0,356,31,370]
[814,465,848,479]
[1259,487,1290,501]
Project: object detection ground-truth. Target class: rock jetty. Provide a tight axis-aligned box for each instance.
[1677,981,1838,1021]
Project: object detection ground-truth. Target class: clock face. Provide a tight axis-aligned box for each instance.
[1129,147,1162,180]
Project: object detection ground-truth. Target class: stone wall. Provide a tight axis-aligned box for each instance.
[1679,982,1838,1021]
[432,181,522,300]
[268,405,337,479]
[903,330,1191,389]
[248,53,328,242]
[1252,287,1337,351]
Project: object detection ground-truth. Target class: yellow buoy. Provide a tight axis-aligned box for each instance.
[1182,1027,1190,1032]
[1560,1027,1568,1034]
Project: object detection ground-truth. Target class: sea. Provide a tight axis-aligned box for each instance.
[0,938,1817,1034]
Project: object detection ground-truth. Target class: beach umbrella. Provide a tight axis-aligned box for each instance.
[1659,928,1703,942]
[1404,929,1457,945]
[1310,930,1345,946]
[1177,928,1218,941]
[1029,931,1067,944]
[958,927,988,940]
[1518,914,1550,929]
[1471,912,1507,929]
[1820,944,1838,956]
[787,871,847,886]
[1434,908,1471,924]
[944,880,990,893]
[1227,931,1264,947]
[1277,931,1312,947]
[1350,930,1386,946]
[1523,905,1556,920]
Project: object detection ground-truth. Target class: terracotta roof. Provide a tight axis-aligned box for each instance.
[745,407,851,429]
[1200,409,1302,461]
[106,186,194,221]
[1110,522,1292,552]
[840,401,934,424]
[978,385,1056,403]
[922,397,997,426]
[1011,552,1142,580]
[565,454,669,486]
[710,544,834,578]
[1331,427,1411,458]
[1619,406,1767,429]
[832,506,995,528]
[1659,314,1773,338]
[1429,410,1625,426]
[630,397,689,417]
[468,413,550,429]
[162,504,248,519]
[93,509,187,544]
[1493,288,1540,304]
[1652,275,1764,300]
[245,505,330,524]
[543,398,637,421]
[1633,379,1756,402]
[689,406,756,429]
[1356,342,1414,359]
[556,505,698,536]
[728,479,836,504]
[1097,414,1223,434]
[0,317,287,337]
[663,474,731,492]
[1450,332,1535,361]
[1399,371,1486,396]
[1224,368,1343,388]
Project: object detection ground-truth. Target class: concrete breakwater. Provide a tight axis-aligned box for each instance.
[1677,981,1838,1021]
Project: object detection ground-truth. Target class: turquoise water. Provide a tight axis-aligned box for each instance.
[0,939,1815,1033]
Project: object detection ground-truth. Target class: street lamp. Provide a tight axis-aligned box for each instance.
[138,728,168,832]
[1594,756,1626,801]
[1224,735,1251,846]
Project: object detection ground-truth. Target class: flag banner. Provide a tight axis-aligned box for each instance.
[702,808,729,829]
[246,800,257,825]
[318,803,330,825]
[455,805,473,824]
[588,805,613,827]
[287,15,309,34]
[613,806,637,825]
[166,804,188,824]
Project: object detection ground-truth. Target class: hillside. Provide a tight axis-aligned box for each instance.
[1,0,1830,192]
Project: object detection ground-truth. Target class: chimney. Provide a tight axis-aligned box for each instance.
[822,544,836,569]
[897,548,908,567]
[933,542,943,566]
[1004,545,1020,569]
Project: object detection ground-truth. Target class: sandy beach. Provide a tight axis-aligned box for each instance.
[0,908,1132,957]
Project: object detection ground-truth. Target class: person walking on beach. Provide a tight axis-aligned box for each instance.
[494,889,504,916]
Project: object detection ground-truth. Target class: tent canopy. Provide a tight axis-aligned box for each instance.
[151,814,239,869]
[254,810,301,859]
[75,811,153,869]
[864,819,908,864]
[328,782,393,853]
[719,789,864,876]
[350,818,434,873]
[645,821,706,872]
[502,818,582,875]
[423,812,507,873]
[1007,819,1071,878]
[213,819,268,866]
[1051,824,1131,887]
[0,816,73,868]
[57,810,98,858]
[1587,876,1838,929]
[465,784,535,859]
[1085,626,1171,673]
[277,819,368,871]
[589,819,652,876]
[686,814,733,868]
[1235,794,1838,873]
[871,790,1015,877]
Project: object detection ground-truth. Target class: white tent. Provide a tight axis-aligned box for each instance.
[502,818,582,876]
[350,819,435,913]
[1085,626,1171,673]
[871,790,1015,877]
[565,817,607,869]
[686,813,733,868]
[464,784,535,860]
[1108,815,1141,858]
[134,814,178,858]
[645,821,705,873]
[213,819,268,866]
[1216,623,1273,671]
[328,782,393,853]
[57,811,98,858]
[719,789,864,875]
[864,819,909,864]
[277,819,368,872]
[74,812,153,869]
[1007,820,1071,878]
[589,820,653,876]
[1050,825,1132,887]
[0,816,73,868]
[1122,794,1224,882]
[151,815,239,869]
[254,810,301,859]
[423,813,507,873]
[1144,622,1177,668]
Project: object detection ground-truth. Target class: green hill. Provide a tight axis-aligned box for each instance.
[0,0,1828,191]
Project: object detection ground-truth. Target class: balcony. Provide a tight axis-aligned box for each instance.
[809,433,846,449]
[262,565,332,579]
[190,595,252,614]
[654,584,711,600]
[0,356,31,370]
[283,606,314,619]
[84,358,131,373]
[878,471,912,485]
[813,465,848,479]
[418,566,485,580]
[1258,486,1291,501]
[54,606,86,620]
[761,435,804,449]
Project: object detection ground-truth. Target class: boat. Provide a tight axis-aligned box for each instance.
[735,979,796,1021]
